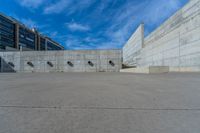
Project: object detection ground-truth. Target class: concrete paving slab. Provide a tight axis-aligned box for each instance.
[0,73,200,133]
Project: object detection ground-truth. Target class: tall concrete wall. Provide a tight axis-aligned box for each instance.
[0,50,122,72]
[123,24,144,66]
[123,0,200,72]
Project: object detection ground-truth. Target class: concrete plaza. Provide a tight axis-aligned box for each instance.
[0,72,200,133]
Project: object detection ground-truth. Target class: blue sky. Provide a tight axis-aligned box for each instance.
[0,0,188,50]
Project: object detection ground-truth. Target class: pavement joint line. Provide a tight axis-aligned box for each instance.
[0,105,200,111]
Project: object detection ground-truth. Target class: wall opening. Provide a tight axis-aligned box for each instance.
[88,61,94,67]
[27,61,34,67]
[47,61,53,67]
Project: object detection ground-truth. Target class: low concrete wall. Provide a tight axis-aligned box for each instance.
[120,67,149,74]
[0,50,122,73]
[120,66,169,74]
[122,0,200,72]
[149,66,169,74]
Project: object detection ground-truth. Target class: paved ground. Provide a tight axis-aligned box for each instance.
[0,72,200,133]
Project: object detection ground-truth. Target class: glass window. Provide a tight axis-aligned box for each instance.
[47,41,62,50]
[0,16,15,49]
[19,27,36,50]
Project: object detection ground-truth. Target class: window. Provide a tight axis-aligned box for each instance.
[19,27,36,50]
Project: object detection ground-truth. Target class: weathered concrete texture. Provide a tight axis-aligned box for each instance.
[120,67,149,73]
[149,66,169,74]
[120,66,169,74]
[0,50,122,72]
[0,73,200,133]
[123,24,144,66]
[123,0,200,72]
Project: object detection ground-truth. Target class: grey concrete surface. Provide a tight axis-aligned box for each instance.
[0,50,122,73]
[123,0,200,72]
[123,24,144,66]
[0,73,200,133]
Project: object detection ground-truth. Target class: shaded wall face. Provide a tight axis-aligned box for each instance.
[123,0,200,71]
[123,24,144,67]
[0,50,122,72]
[0,52,19,72]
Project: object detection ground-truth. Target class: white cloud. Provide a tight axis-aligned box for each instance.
[41,31,59,38]
[17,0,45,8]
[65,39,94,50]
[44,0,72,14]
[43,0,95,14]
[142,0,183,24]
[49,31,58,38]
[20,18,38,28]
[66,22,90,32]
[64,35,101,50]
[96,42,118,50]
[84,37,101,43]
[10,15,38,28]
[10,14,48,30]
[78,0,94,8]
[21,0,186,50]
[101,0,185,49]
[102,2,144,49]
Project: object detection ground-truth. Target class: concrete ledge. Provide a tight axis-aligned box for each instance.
[120,67,149,74]
[170,67,200,72]
[120,66,169,74]
[149,66,169,74]
[121,66,200,74]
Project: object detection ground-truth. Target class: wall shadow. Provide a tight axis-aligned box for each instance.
[0,57,16,73]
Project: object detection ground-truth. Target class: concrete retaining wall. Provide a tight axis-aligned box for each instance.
[0,50,122,73]
[123,24,144,66]
[123,0,200,72]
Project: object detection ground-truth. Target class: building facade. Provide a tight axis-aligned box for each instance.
[0,13,64,51]
[0,14,15,50]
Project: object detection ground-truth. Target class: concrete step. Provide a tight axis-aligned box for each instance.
[120,66,169,74]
